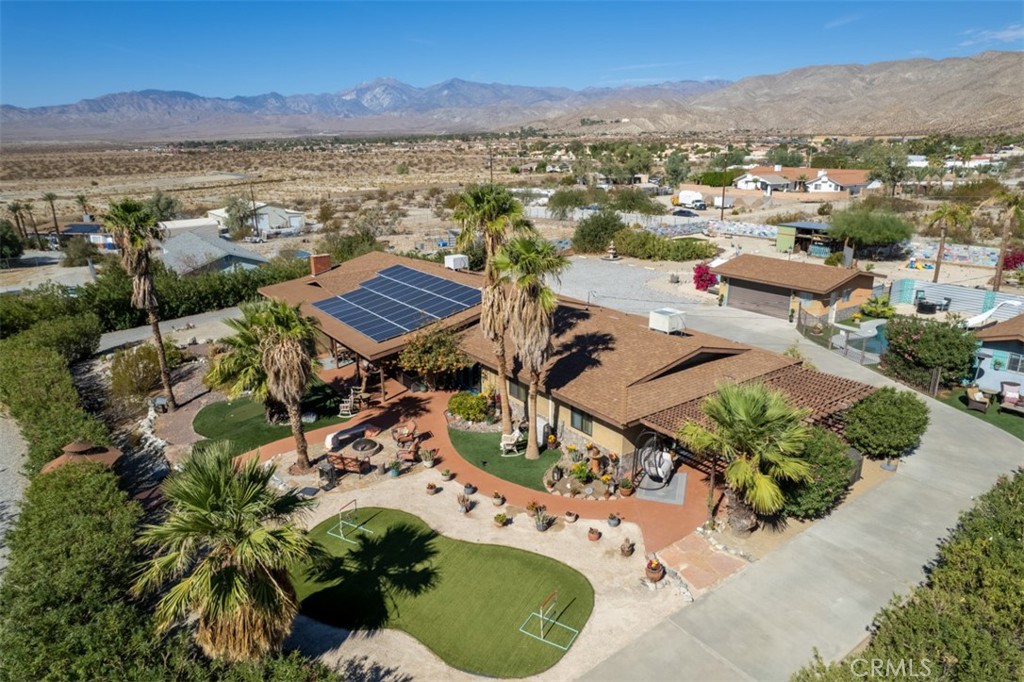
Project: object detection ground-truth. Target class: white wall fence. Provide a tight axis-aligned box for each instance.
[889,279,1024,322]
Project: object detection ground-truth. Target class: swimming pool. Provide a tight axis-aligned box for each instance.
[861,322,888,355]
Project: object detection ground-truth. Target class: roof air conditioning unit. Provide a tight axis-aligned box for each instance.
[444,254,470,271]
[649,308,686,334]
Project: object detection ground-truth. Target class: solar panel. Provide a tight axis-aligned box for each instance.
[312,264,481,343]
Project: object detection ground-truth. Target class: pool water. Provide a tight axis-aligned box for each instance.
[861,323,888,355]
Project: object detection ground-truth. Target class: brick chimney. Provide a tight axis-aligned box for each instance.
[309,253,332,277]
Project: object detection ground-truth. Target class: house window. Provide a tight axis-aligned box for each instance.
[570,409,593,436]
[508,380,527,402]
[812,183,823,190]
[799,291,814,303]
[1007,352,1024,374]
[841,288,852,302]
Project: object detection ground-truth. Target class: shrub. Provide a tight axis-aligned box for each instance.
[15,312,102,364]
[823,252,844,266]
[0,336,110,474]
[764,211,811,226]
[572,210,626,253]
[881,317,977,389]
[827,209,913,249]
[693,262,718,291]
[782,427,854,520]
[61,236,100,266]
[110,341,186,400]
[612,229,717,262]
[859,295,895,319]
[447,391,489,422]
[844,388,929,460]
[817,202,833,216]
[0,218,24,260]
[398,324,469,390]
[793,469,1024,681]
[1005,248,1024,272]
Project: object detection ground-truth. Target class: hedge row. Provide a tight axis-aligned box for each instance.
[0,257,309,338]
[793,468,1024,681]
[612,230,717,262]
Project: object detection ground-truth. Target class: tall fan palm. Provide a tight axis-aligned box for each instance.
[453,184,534,435]
[6,201,26,240]
[104,198,177,410]
[677,383,811,533]
[133,442,319,662]
[74,193,90,218]
[926,202,972,284]
[979,190,1023,292]
[208,299,320,472]
[42,192,60,236]
[22,201,42,245]
[493,235,569,460]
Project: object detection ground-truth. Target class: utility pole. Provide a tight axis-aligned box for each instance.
[719,182,726,220]
[249,184,260,239]
[488,143,494,184]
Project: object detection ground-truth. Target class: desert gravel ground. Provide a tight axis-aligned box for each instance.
[0,415,28,575]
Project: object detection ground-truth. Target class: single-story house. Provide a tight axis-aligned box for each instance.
[207,202,306,238]
[733,166,881,195]
[713,254,882,320]
[158,217,222,239]
[261,251,876,459]
[973,313,1024,392]
[62,223,117,250]
[157,232,270,276]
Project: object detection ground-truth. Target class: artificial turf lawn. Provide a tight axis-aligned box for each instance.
[447,427,562,492]
[941,389,1024,441]
[192,384,347,457]
[295,507,594,678]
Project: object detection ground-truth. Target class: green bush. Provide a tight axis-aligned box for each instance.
[611,229,717,262]
[0,219,24,260]
[881,317,976,389]
[823,252,844,266]
[782,427,854,520]
[572,210,626,253]
[859,295,896,319]
[792,468,1024,681]
[61,236,100,266]
[844,388,929,460]
[110,341,186,400]
[827,209,913,248]
[0,282,82,339]
[0,337,110,474]
[448,391,490,422]
[15,313,102,364]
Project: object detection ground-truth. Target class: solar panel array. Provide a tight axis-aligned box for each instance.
[312,265,481,342]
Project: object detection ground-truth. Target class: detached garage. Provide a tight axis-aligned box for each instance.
[713,254,882,320]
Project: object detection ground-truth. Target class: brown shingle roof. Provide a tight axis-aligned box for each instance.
[641,365,877,437]
[974,312,1024,343]
[746,166,872,186]
[259,252,484,361]
[461,301,797,427]
[712,254,879,295]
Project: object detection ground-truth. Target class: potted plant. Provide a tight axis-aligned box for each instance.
[456,493,471,513]
[440,468,453,481]
[426,482,439,495]
[492,491,505,506]
[619,477,635,497]
[645,558,666,583]
[564,510,578,523]
[608,513,621,528]
[547,433,558,449]
[526,500,542,518]
[566,443,581,462]
[493,512,508,528]
[420,448,436,468]
[463,482,476,495]
[535,511,552,532]
[388,460,401,477]
[587,527,602,542]
[620,538,635,557]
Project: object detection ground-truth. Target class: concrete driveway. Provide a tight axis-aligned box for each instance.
[558,257,1024,682]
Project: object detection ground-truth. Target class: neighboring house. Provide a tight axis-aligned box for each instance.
[733,165,881,195]
[774,221,834,258]
[206,202,306,238]
[974,313,1024,392]
[157,232,269,276]
[713,254,881,320]
[261,251,875,459]
[62,223,117,250]
[906,155,929,168]
[158,218,221,239]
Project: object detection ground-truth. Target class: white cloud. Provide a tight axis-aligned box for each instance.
[960,23,1024,47]
[824,15,860,30]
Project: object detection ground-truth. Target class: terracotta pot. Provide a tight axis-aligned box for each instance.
[645,565,666,583]
[588,529,602,541]
[620,486,635,497]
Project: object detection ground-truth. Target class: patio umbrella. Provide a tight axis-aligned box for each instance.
[40,441,124,474]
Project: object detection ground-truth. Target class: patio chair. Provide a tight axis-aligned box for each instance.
[1000,381,1020,406]
[397,440,421,464]
[391,419,418,445]
[499,428,527,456]
[965,388,989,413]
[338,396,356,418]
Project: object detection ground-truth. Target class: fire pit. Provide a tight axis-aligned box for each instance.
[351,438,381,456]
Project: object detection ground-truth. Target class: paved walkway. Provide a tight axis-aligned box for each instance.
[96,306,241,355]
[560,258,1024,681]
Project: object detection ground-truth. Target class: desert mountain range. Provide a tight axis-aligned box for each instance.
[1,51,1021,142]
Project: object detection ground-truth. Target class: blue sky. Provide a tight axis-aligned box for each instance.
[2,1,1022,107]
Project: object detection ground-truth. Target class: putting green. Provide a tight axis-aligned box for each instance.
[295,507,594,678]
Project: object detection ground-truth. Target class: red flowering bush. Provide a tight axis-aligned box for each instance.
[1004,248,1024,272]
[693,262,718,291]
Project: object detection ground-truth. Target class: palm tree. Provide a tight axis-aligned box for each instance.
[677,383,812,534]
[207,299,320,472]
[926,202,972,284]
[22,201,41,246]
[42,192,60,237]
[74,193,90,219]
[6,201,26,240]
[493,235,569,460]
[453,184,534,435]
[133,442,318,662]
[104,198,177,411]
[985,190,1024,292]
